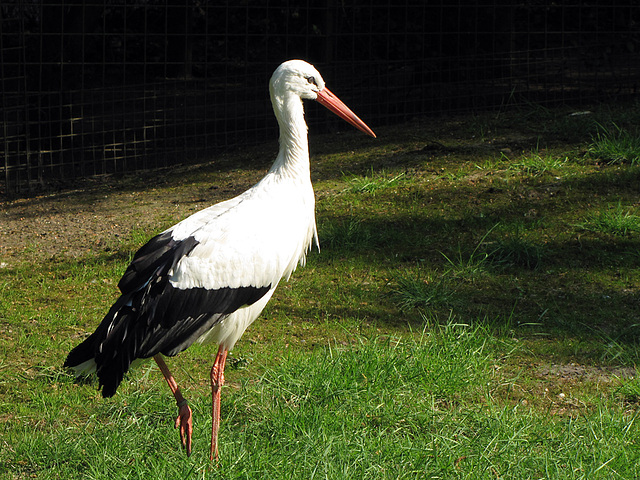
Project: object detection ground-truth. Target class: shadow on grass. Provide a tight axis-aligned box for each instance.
[315,207,639,348]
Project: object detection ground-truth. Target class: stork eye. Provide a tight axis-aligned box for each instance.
[306,76,317,86]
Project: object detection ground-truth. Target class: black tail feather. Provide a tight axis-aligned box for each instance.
[64,332,98,369]
[63,295,138,398]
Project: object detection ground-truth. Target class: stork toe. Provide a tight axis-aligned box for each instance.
[175,402,193,456]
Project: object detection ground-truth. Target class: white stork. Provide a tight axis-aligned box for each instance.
[64,59,376,461]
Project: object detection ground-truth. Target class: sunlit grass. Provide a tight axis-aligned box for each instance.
[577,202,640,236]
[4,327,639,479]
[345,168,410,194]
[589,123,640,165]
[509,150,570,176]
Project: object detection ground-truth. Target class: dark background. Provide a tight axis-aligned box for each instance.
[2,1,639,194]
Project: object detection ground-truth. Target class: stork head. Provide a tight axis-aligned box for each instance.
[270,60,376,138]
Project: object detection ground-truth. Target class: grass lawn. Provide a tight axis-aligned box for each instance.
[1,103,639,479]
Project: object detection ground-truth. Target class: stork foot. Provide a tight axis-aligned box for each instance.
[175,401,193,456]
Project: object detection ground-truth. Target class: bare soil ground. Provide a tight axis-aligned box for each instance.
[1,154,269,263]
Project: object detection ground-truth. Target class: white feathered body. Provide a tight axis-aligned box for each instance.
[170,159,318,349]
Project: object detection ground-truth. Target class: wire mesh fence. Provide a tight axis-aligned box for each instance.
[1,1,639,194]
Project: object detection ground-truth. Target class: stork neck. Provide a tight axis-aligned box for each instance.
[270,93,310,179]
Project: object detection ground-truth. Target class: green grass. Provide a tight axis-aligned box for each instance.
[345,168,410,194]
[2,105,640,479]
[589,123,640,165]
[391,271,454,312]
[509,150,571,177]
[4,327,639,479]
[577,202,640,237]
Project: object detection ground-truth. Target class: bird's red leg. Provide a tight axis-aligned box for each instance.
[153,354,193,456]
[210,346,228,461]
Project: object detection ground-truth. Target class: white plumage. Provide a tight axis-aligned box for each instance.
[64,59,375,461]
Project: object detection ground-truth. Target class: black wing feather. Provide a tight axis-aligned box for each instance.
[118,230,197,294]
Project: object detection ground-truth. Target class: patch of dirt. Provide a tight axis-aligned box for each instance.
[2,187,134,261]
[0,163,266,265]
[1,186,170,262]
[537,363,636,383]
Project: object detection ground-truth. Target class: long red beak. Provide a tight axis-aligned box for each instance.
[316,87,376,138]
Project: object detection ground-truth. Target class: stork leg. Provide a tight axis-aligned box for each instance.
[153,354,193,456]
[210,346,228,461]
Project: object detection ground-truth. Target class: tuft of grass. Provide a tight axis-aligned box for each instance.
[391,271,453,312]
[441,247,490,281]
[441,227,498,281]
[577,202,640,236]
[589,123,640,165]
[488,236,545,269]
[345,168,408,194]
[509,150,569,176]
[617,374,640,403]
